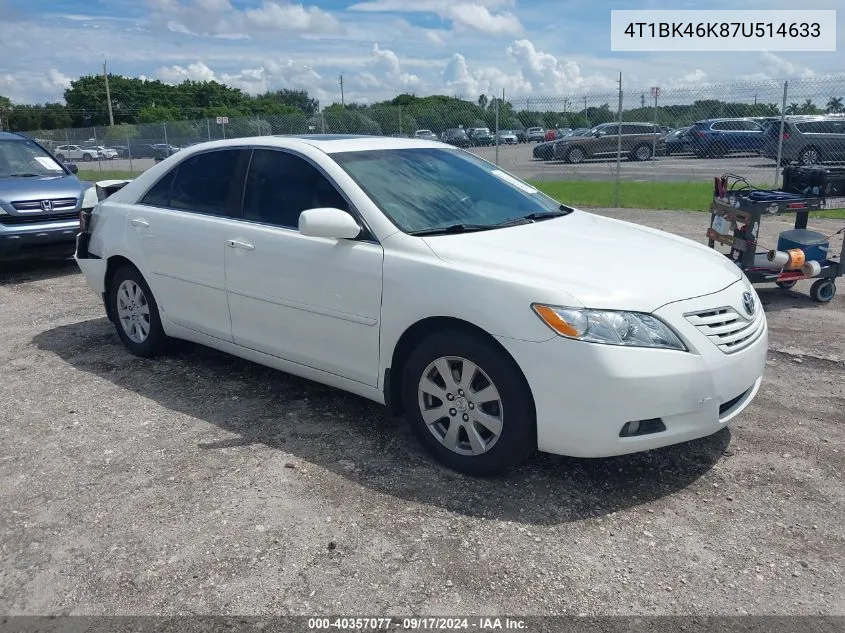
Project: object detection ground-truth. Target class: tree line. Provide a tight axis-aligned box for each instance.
[1,73,844,137]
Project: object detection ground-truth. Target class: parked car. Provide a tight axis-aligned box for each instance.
[496,130,518,145]
[152,144,181,157]
[84,145,119,160]
[687,118,764,158]
[441,128,471,148]
[526,127,546,143]
[512,129,527,143]
[414,130,439,141]
[111,145,130,159]
[0,132,93,260]
[532,140,557,161]
[664,127,692,155]
[532,129,591,161]
[54,144,100,162]
[761,115,845,166]
[469,128,495,146]
[553,122,666,163]
[75,136,768,475]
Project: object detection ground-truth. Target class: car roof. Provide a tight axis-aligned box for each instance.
[0,132,27,141]
[160,134,447,155]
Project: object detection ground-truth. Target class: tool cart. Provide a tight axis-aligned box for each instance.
[707,174,844,303]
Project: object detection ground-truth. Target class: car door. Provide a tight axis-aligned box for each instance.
[224,148,384,387]
[125,148,249,341]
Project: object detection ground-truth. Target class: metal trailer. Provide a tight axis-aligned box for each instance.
[707,174,844,303]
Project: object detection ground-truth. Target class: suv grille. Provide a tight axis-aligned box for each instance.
[11,198,78,211]
[685,306,764,354]
[0,211,80,226]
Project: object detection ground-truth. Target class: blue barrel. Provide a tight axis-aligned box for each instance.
[776,229,830,262]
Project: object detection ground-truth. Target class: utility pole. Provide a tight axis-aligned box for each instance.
[103,60,114,126]
[584,95,588,127]
[339,74,345,107]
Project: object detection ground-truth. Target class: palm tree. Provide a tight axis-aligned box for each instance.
[786,102,800,115]
[800,99,819,115]
[826,96,844,114]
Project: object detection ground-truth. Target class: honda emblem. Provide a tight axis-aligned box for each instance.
[40,200,53,212]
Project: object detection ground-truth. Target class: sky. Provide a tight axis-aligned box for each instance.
[0,0,843,107]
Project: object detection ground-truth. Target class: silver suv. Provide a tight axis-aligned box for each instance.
[762,115,845,166]
[0,132,90,260]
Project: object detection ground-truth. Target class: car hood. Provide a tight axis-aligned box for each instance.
[0,174,86,204]
[422,210,743,313]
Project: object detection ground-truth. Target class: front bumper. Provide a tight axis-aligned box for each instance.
[497,282,768,458]
[0,220,78,259]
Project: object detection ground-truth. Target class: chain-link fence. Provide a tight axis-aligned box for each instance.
[16,75,845,207]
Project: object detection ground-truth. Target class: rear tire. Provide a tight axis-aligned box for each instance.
[83,153,93,162]
[775,280,797,289]
[799,146,822,166]
[402,330,536,476]
[631,143,653,161]
[108,264,169,357]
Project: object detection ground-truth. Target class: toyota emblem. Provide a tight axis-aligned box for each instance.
[742,291,756,316]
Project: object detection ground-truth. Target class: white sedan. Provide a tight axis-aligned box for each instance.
[75,136,767,475]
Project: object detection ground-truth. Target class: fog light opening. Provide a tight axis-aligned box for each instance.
[620,418,666,438]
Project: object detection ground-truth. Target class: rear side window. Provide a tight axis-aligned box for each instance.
[242,149,349,229]
[168,150,242,216]
[140,170,176,207]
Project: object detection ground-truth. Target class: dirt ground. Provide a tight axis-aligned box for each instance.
[1,208,843,617]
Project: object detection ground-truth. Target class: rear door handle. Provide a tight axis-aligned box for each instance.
[227,239,255,251]
[130,218,149,228]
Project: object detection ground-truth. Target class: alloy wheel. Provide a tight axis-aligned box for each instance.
[116,279,151,344]
[417,356,504,456]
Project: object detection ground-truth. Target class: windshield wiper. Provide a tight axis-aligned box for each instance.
[5,173,43,178]
[407,223,498,236]
[496,207,573,227]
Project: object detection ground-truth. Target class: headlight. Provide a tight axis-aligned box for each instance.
[532,304,687,350]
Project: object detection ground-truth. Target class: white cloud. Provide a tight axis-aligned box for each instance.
[156,61,218,84]
[506,39,614,93]
[348,0,524,37]
[447,4,522,36]
[243,1,342,34]
[759,51,815,79]
[146,0,342,38]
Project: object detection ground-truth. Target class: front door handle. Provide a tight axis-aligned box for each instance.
[130,218,149,228]
[227,239,255,251]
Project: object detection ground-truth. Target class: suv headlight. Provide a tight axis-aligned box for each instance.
[532,304,687,350]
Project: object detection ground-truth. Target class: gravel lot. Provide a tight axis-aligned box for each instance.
[1,209,843,617]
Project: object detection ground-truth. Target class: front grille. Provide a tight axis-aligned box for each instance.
[685,306,764,354]
[11,198,78,211]
[0,211,80,226]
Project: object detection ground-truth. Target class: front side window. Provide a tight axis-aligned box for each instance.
[0,139,67,178]
[243,149,349,229]
[168,149,242,216]
[333,147,565,234]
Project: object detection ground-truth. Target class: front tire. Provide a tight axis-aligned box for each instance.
[402,330,536,476]
[83,153,93,162]
[810,279,836,303]
[799,146,822,166]
[108,264,169,357]
[566,147,586,164]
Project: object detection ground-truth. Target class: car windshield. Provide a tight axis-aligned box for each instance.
[0,139,67,178]
[333,147,566,234]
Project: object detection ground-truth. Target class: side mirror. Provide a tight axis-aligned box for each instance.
[299,207,361,240]
[67,163,79,174]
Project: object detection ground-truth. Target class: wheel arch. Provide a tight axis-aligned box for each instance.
[384,316,535,419]
[104,255,140,322]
